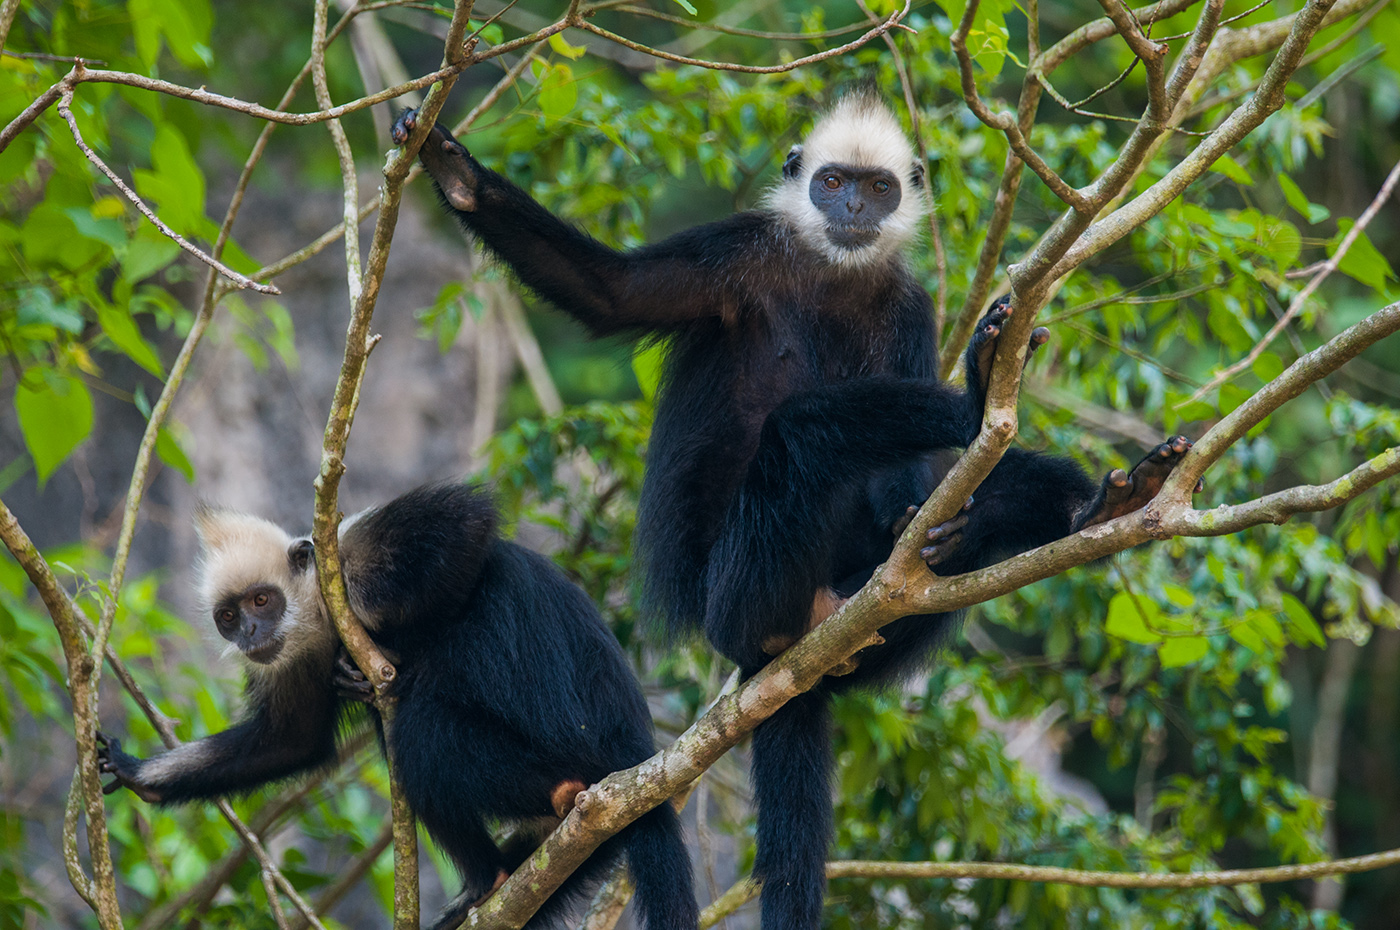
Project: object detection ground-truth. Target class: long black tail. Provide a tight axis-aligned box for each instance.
[625,802,699,930]
[705,378,971,669]
[751,689,833,930]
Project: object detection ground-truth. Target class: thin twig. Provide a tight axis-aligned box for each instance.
[573,0,911,74]
[605,5,874,40]
[1184,155,1400,404]
[951,0,1089,212]
[312,0,364,303]
[262,869,293,930]
[54,89,278,294]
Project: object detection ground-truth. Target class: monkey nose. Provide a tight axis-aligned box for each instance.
[846,200,864,215]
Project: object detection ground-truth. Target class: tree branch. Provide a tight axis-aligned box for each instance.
[0,502,122,928]
[698,844,1400,923]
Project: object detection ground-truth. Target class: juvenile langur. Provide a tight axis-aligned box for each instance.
[98,484,698,930]
[395,95,1193,930]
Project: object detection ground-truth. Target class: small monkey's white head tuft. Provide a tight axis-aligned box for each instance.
[193,506,328,673]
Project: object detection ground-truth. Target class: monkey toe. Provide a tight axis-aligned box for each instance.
[550,779,587,818]
[1086,437,1194,525]
[1029,326,1050,355]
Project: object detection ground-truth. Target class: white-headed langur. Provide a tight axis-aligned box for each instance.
[393,94,1195,930]
[98,483,698,930]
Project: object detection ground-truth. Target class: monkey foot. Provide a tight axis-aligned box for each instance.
[1081,435,1199,528]
[550,779,587,818]
[920,496,974,569]
[392,108,480,212]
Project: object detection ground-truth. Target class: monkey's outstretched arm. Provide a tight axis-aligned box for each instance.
[97,707,338,805]
[395,109,751,336]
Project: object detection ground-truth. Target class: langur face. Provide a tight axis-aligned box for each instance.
[806,164,902,251]
[212,583,289,664]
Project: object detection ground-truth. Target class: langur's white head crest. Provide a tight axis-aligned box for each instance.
[767,93,926,268]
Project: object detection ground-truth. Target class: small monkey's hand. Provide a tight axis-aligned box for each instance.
[392,108,480,213]
[96,732,164,803]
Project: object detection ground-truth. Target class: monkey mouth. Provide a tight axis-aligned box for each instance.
[825,226,880,249]
[243,638,285,665]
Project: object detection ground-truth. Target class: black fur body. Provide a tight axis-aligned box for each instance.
[395,97,1189,930]
[98,484,697,930]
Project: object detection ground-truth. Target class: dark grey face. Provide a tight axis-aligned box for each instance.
[808,162,902,249]
[213,584,288,664]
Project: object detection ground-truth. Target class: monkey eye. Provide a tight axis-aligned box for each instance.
[252,592,269,608]
[215,608,236,626]
[872,179,891,194]
[822,175,841,191]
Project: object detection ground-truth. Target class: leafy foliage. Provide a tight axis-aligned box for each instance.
[1,0,1398,927]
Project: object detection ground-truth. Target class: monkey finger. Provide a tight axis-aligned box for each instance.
[1028,327,1050,353]
[926,512,969,541]
[102,779,123,796]
[920,539,960,566]
[1195,476,1206,493]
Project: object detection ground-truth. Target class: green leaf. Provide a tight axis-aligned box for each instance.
[96,304,164,376]
[14,373,94,485]
[538,64,578,120]
[121,225,182,283]
[1251,352,1285,384]
[1281,593,1325,647]
[132,126,207,236]
[20,203,107,271]
[1104,592,1163,645]
[127,0,213,68]
[1278,174,1310,215]
[17,288,84,334]
[548,33,588,60]
[668,0,698,13]
[1159,636,1209,668]
[1212,154,1253,185]
[156,427,195,483]
[1163,584,1195,608]
[1329,218,1396,292]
